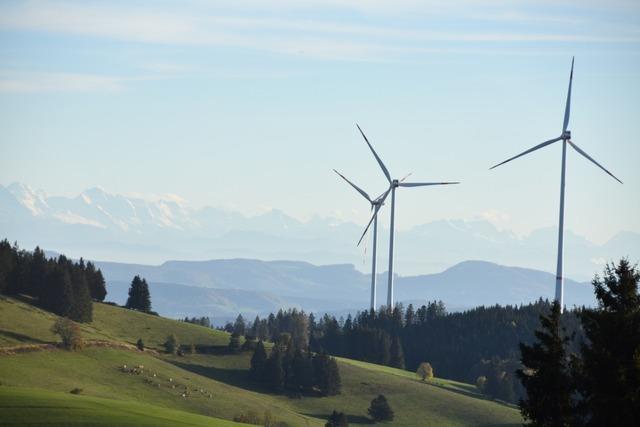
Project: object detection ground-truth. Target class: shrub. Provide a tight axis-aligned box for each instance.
[136,338,144,351]
[165,334,179,354]
[416,362,434,381]
[368,394,394,422]
[326,410,349,427]
[69,388,83,395]
[51,317,83,351]
[476,375,487,392]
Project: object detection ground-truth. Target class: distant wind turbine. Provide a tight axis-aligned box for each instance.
[333,169,387,310]
[490,57,623,312]
[355,124,460,308]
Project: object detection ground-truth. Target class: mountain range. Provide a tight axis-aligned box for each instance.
[1,182,637,281]
[95,258,595,322]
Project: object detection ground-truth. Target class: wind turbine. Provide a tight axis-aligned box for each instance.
[333,169,387,310]
[355,124,460,308]
[490,57,622,312]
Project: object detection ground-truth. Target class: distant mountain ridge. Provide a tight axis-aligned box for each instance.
[2,182,637,280]
[93,257,595,321]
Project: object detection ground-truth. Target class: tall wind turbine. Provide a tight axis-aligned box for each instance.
[333,169,387,310]
[490,57,623,312]
[355,124,460,308]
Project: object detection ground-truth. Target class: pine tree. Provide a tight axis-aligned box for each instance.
[389,335,405,369]
[125,275,152,312]
[228,333,241,353]
[85,261,107,301]
[291,350,314,392]
[314,352,341,396]
[368,394,394,422]
[517,301,573,426]
[267,348,285,392]
[165,334,179,354]
[575,259,640,426]
[42,266,74,318]
[0,239,15,294]
[250,340,268,381]
[325,410,349,427]
[68,263,92,323]
[233,314,246,336]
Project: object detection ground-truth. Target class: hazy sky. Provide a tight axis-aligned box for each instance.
[1,0,639,243]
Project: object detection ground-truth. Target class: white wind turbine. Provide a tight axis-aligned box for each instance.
[356,124,460,308]
[490,57,623,312]
[333,169,388,310]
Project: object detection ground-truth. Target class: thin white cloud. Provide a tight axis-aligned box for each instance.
[0,71,127,93]
[0,1,637,63]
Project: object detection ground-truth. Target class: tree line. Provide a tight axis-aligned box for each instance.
[240,299,574,403]
[249,334,341,397]
[0,240,106,322]
[518,259,639,426]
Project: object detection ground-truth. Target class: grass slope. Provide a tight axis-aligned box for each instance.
[0,296,522,426]
[0,387,248,427]
[0,296,229,349]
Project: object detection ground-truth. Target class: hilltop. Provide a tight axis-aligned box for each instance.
[0,295,522,426]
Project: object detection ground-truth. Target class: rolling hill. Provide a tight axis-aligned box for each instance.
[0,295,522,426]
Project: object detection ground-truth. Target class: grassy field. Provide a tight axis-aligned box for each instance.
[0,295,229,349]
[0,387,249,427]
[0,296,522,426]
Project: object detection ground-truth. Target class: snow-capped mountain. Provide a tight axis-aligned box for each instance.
[1,182,637,280]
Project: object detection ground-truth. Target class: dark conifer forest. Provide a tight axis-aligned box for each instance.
[243,299,584,403]
[0,240,106,322]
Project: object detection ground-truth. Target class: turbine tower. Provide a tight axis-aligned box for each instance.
[333,169,387,310]
[490,57,622,312]
[355,124,460,308]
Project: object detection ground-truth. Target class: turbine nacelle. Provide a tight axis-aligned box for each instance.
[562,130,571,140]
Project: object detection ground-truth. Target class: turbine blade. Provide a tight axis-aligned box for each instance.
[357,189,390,246]
[399,172,412,182]
[563,57,574,132]
[568,141,623,184]
[356,124,392,183]
[399,182,460,187]
[333,169,372,202]
[489,137,562,170]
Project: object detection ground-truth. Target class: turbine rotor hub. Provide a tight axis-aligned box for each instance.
[392,179,399,187]
[562,130,571,140]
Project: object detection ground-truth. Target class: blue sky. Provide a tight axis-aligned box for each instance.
[1,0,639,243]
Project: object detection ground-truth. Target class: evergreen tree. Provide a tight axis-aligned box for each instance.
[267,348,285,392]
[389,335,405,369]
[228,332,241,353]
[326,410,349,427]
[26,246,47,297]
[68,263,92,322]
[368,394,394,422]
[0,239,15,294]
[125,275,152,312]
[291,350,314,392]
[575,260,640,426]
[165,334,179,354]
[41,266,74,318]
[517,301,573,427]
[85,261,107,301]
[314,352,341,396]
[233,314,246,336]
[250,340,268,381]
[136,338,145,351]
